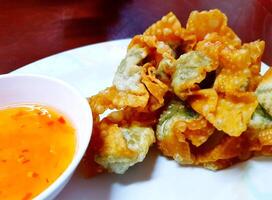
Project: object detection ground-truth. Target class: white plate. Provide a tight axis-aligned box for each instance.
[12,39,272,200]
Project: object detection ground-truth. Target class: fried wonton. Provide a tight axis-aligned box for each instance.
[186,9,241,47]
[213,68,251,93]
[171,51,213,99]
[144,12,184,46]
[89,44,151,118]
[87,9,269,174]
[129,34,177,84]
[214,40,265,93]
[113,45,149,92]
[195,37,222,70]
[156,100,214,164]
[141,63,169,111]
[189,90,258,136]
[94,120,155,174]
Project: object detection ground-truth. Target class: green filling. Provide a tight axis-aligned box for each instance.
[171,51,212,95]
[157,100,199,140]
[249,105,272,130]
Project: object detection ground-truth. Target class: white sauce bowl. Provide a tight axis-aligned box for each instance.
[0,74,93,200]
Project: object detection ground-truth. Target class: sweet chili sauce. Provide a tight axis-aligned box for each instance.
[0,105,76,200]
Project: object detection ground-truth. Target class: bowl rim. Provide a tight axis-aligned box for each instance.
[0,74,93,200]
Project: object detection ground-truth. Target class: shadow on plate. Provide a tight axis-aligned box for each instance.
[58,148,270,200]
[111,147,159,185]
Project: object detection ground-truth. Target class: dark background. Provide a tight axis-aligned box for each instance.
[0,0,271,73]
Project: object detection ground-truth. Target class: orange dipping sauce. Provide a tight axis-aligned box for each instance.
[0,105,76,200]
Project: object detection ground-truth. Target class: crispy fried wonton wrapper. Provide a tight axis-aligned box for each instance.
[88,12,185,174]
[196,133,251,163]
[85,107,159,175]
[89,110,157,174]
[214,40,264,93]
[156,100,214,164]
[195,35,222,70]
[195,32,237,54]
[244,40,265,63]
[188,89,258,136]
[129,34,177,85]
[141,63,169,111]
[249,129,272,148]
[128,34,175,63]
[144,12,184,46]
[93,120,155,174]
[192,131,252,170]
[214,68,251,93]
[143,11,196,53]
[214,47,252,93]
[90,35,176,117]
[106,108,159,127]
[171,51,213,99]
[186,9,241,47]
[247,128,272,156]
[183,118,215,147]
[89,86,149,118]
[88,9,268,173]
[113,45,148,92]
[89,44,151,118]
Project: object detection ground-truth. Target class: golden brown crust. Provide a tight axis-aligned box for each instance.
[87,9,269,174]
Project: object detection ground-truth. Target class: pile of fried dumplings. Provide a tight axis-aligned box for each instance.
[87,9,272,175]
